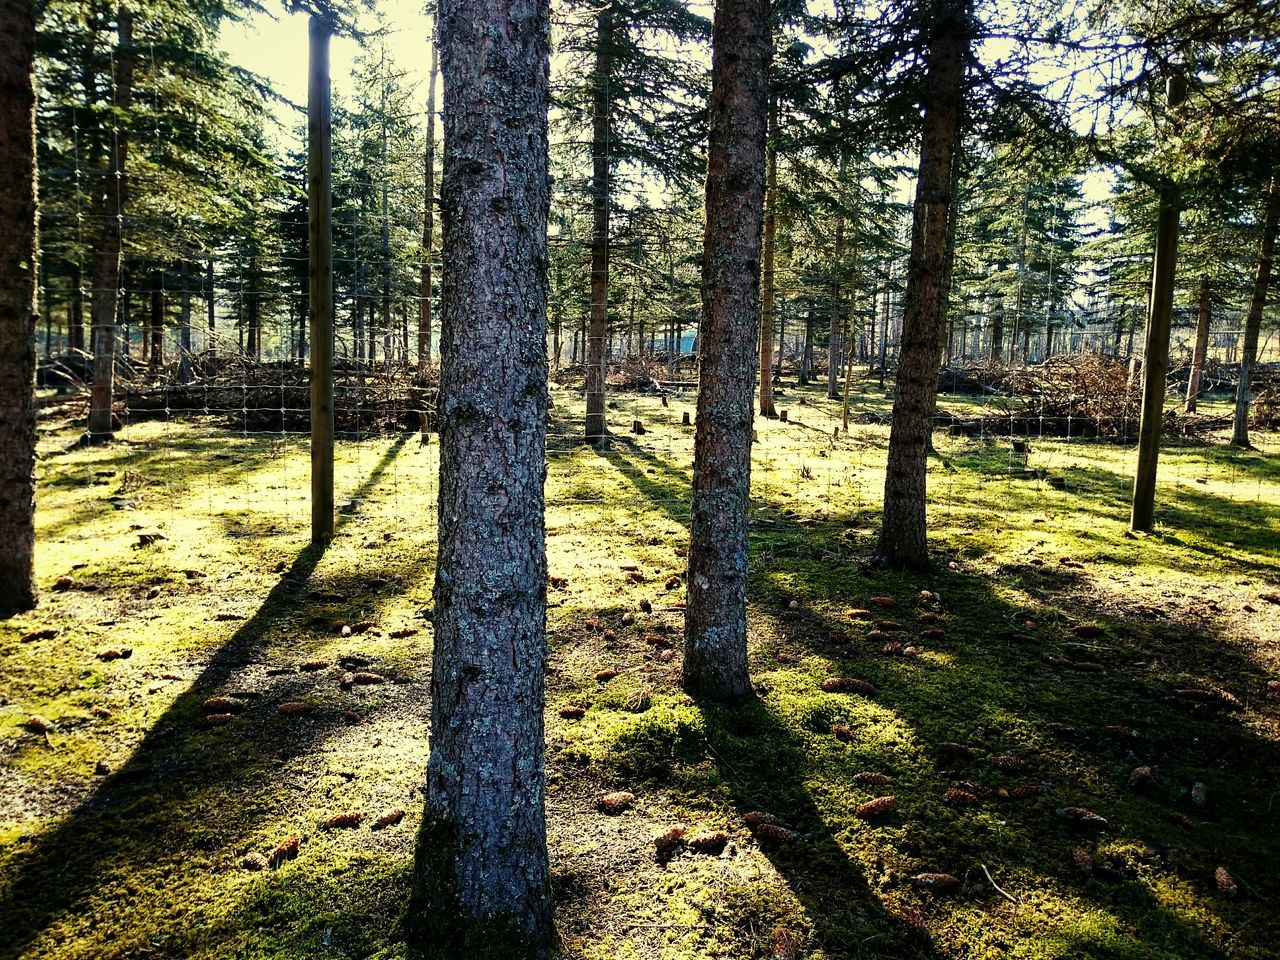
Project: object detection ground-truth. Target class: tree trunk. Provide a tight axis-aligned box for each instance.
[308,16,334,544]
[1184,274,1210,413]
[69,263,85,352]
[1231,181,1278,448]
[585,4,613,441]
[149,267,163,372]
[1130,185,1182,530]
[758,102,777,417]
[419,16,438,370]
[989,301,1004,363]
[206,258,216,357]
[405,0,554,952]
[87,7,132,438]
[178,260,193,382]
[799,303,813,384]
[828,149,846,399]
[0,0,38,615]
[683,0,769,704]
[876,0,969,570]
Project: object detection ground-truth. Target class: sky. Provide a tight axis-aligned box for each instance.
[220,0,435,123]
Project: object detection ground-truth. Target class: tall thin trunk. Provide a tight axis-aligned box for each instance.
[206,258,216,357]
[876,0,969,570]
[585,4,613,441]
[309,16,334,544]
[683,0,769,704]
[1232,180,1279,448]
[799,303,813,384]
[828,149,846,399]
[406,0,554,949]
[418,17,438,369]
[1184,274,1210,413]
[88,6,133,438]
[989,300,1004,363]
[758,101,777,417]
[69,263,85,351]
[0,0,39,615]
[149,267,163,372]
[178,260,192,382]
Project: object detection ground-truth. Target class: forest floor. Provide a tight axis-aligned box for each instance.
[2,376,1279,960]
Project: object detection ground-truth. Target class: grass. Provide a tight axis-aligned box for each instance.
[1,377,1278,960]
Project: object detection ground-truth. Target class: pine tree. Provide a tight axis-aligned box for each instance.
[683,0,769,703]
[0,0,39,615]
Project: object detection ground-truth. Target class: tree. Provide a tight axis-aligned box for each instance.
[683,0,769,704]
[555,0,709,440]
[405,0,555,952]
[1231,179,1279,448]
[0,0,39,616]
[875,0,972,570]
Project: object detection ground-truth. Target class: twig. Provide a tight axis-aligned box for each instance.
[981,863,1020,906]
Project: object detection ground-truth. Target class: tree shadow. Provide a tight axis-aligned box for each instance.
[0,434,429,960]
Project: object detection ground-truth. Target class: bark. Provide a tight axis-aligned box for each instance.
[876,0,969,570]
[69,263,85,351]
[206,259,216,356]
[758,103,777,417]
[585,4,613,441]
[178,260,192,382]
[1184,274,1210,413]
[419,21,438,369]
[828,149,847,399]
[149,267,163,372]
[87,7,132,438]
[683,0,769,704]
[799,303,813,384]
[1232,181,1279,448]
[406,0,554,952]
[989,301,1004,363]
[0,0,38,615]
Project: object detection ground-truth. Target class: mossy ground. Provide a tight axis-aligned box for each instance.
[2,378,1278,960]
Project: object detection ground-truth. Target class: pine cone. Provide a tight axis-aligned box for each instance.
[870,596,898,608]
[596,791,636,814]
[195,712,235,728]
[655,825,687,860]
[1127,766,1156,790]
[300,659,331,672]
[743,811,779,827]
[939,742,975,761]
[943,788,982,807]
[1214,866,1238,898]
[323,810,364,829]
[372,808,405,830]
[991,755,1025,772]
[352,671,385,685]
[852,771,892,786]
[1008,782,1046,800]
[856,795,898,818]
[921,628,946,640]
[832,723,856,743]
[910,872,959,891]
[269,835,301,868]
[755,822,801,843]
[276,702,313,716]
[559,705,586,719]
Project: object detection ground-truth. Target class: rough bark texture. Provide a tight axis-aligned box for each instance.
[683,0,769,704]
[1232,182,1278,448]
[0,0,39,616]
[1184,275,1210,413]
[585,5,613,441]
[406,0,554,952]
[418,20,438,369]
[1130,183,1181,532]
[827,149,846,399]
[87,7,132,439]
[149,268,163,370]
[758,107,777,417]
[876,0,969,570]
